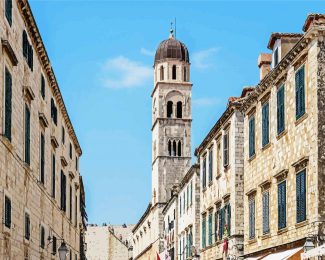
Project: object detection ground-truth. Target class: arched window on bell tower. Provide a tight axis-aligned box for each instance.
[176,101,182,119]
[167,101,173,118]
[183,67,187,82]
[172,65,177,80]
[177,141,182,156]
[168,140,172,156]
[173,140,177,156]
[160,65,164,81]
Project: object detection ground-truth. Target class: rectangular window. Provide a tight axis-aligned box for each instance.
[75,195,78,226]
[214,209,219,241]
[5,0,12,26]
[4,196,11,228]
[61,171,67,212]
[296,170,306,223]
[202,157,206,188]
[62,127,65,144]
[4,67,12,141]
[70,185,72,220]
[223,133,229,166]
[216,142,221,175]
[249,198,255,239]
[277,85,285,134]
[51,98,58,125]
[202,214,206,248]
[208,148,213,183]
[190,181,193,205]
[186,185,189,209]
[40,226,45,249]
[262,102,269,147]
[208,210,213,245]
[76,156,78,171]
[52,236,57,255]
[41,75,45,99]
[52,154,56,198]
[219,208,225,239]
[295,65,305,119]
[225,204,231,236]
[22,30,33,70]
[278,181,287,230]
[25,212,30,240]
[274,48,279,67]
[249,116,255,158]
[262,191,270,234]
[40,133,45,184]
[25,105,31,165]
[179,197,182,216]
[69,143,73,159]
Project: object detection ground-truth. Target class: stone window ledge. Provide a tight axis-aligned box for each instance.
[276,129,288,140]
[202,187,207,193]
[248,154,256,162]
[295,113,308,126]
[295,219,309,229]
[216,173,221,180]
[261,233,271,240]
[247,238,257,244]
[261,142,272,151]
[0,135,13,152]
[277,227,288,235]
[208,181,213,187]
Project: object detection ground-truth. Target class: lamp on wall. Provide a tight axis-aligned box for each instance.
[303,237,315,252]
[58,241,69,260]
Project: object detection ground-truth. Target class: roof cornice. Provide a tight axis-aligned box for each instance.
[17,0,82,155]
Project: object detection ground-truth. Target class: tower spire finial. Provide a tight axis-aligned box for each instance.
[169,21,174,39]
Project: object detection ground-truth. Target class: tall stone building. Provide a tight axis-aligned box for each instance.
[0,0,87,259]
[132,29,192,259]
[241,13,325,259]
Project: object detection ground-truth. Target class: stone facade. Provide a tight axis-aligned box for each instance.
[132,31,192,260]
[195,98,249,260]
[0,0,86,259]
[241,14,325,258]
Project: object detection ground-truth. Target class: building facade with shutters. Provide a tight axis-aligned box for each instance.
[0,0,87,259]
[132,29,192,260]
[241,14,325,259]
[194,89,252,260]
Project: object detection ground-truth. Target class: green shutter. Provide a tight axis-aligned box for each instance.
[249,117,255,157]
[297,170,306,223]
[262,103,269,146]
[5,196,11,228]
[5,0,12,26]
[4,68,12,141]
[295,66,305,119]
[25,105,30,165]
[40,133,45,184]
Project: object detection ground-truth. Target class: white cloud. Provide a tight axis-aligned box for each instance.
[100,56,152,89]
[192,48,218,70]
[140,48,155,57]
[193,97,222,107]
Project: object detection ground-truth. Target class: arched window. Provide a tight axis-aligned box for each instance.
[168,140,172,156]
[177,141,182,156]
[160,66,164,81]
[173,140,177,156]
[172,65,177,80]
[177,101,182,118]
[167,101,173,118]
[183,67,187,82]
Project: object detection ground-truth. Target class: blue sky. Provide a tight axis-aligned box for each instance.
[29,1,323,225]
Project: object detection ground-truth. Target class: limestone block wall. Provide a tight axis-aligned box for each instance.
[163,197,177,259]
[243,37,319,255]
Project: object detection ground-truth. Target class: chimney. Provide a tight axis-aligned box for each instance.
[258,53,272,80]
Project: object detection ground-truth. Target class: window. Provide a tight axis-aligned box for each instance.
[52,236,57,255]
[173,140,176,156]
[40,133,45,184]
[75,195,78,226]
[277,85,285,134]
[223,133,229,166]
[5,0,12,26]
[274,48,279,67]
[216,142,221,176]
[214,209,219,241]
[295,65,305,119]
[160,66,164,81]
[4,67,12,141]
[167,101,173,118]
[262,102,269,147]
[186,185,189,209]
[177,141,182,157]
[208,210,213,245]
[172,65,176,80]
[225,204,231,236]
[188,228,193,257]
[183,67,187,82]
[168,140,172,156]
[179,197,182,216]
[4,196,11,228]
[262,191,270,234]
[25,212,30,240]
[296,170,306,223]
[25,104,31,165]
[69,143,73,159]
[41,75,45,99]
[52,154,56,198]
[278,181,286,230]
[62,127,65,144]
[51,98,58,125]
[75,156,78,171]
[202,214,206,248]
[176,101,182,118]
[202,157,207,188]
[69,185,72,220]
[249,198,255,239]
[190,181,193,205]
[183,192,185,212]
[208,148,213,183]
[218,208,224,240]
[61,171,67,212]
[40,226,45,249]
[249,116,255,158]
[22,30,33,70]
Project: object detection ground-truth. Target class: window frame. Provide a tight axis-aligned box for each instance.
[296,169,307,223]
[248,115,256,158]
[262,191,270,235]
[262,101,270,147]
[5,0,12,26]
[277,84,285,135]
[249,197,255,239]
[295,64,306,120]
[278,180,287,230]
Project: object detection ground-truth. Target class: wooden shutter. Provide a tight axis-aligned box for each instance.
[203,158,206,188]
[223,134,229,166]
[296,170,306,223]
[5,196,11,228]
[40,133,45,184]
[295,66,305,118]
[227,204,231,235]
[70,186,72,220]
[25,213,30,240]
[61,171,67,212]
[208,212,212,245]
[262,192,270,234]
[209,149,213,182]
[25,105,31,165]
[278,181,286,229]
[249,199,255,239]
[28,44,33,71]
[41,75,45,99]
[262,103,269,146]
[40,226,45,248]
[202,215,206,248]
[52,236,57,255]
[52,154,56,198]
[277,86,285,134]
[5,68,12,141]
[249,117,255,157]
[215,210,219,240]
[5,0,12,25]
[218,209,222,240]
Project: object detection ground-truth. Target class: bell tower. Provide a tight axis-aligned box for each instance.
[151,29,192,204]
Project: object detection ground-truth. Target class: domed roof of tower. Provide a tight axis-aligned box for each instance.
[154,29,189,64]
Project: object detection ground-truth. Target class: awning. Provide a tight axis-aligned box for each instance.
[261,247,303,260]
[301,244,325,259]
